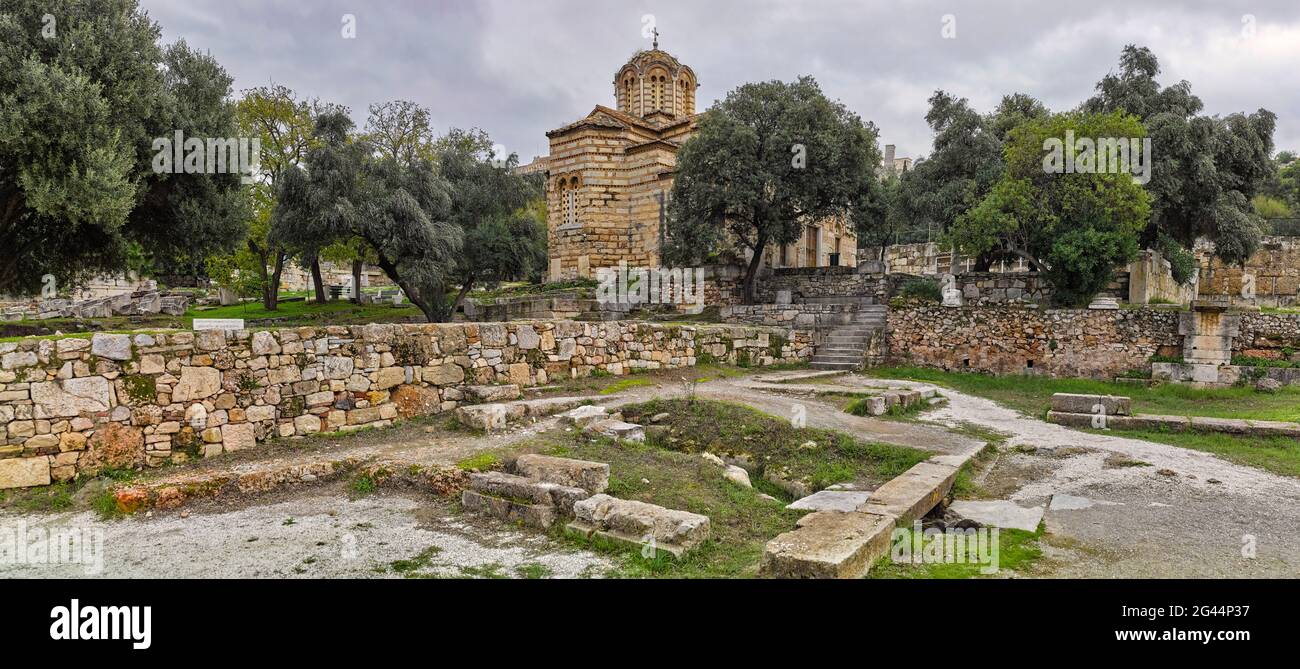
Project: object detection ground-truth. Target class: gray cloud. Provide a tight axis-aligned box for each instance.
[139,0,1300,163]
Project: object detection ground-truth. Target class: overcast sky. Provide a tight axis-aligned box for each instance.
[139,0,1300,164]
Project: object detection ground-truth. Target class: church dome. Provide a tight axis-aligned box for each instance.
[613,43,698,120]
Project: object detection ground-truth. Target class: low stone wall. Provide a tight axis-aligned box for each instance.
[756,266,886,304]
[721,304,859,329]
[953,272,1053,306]
[1236,312,1300,358]
[0,321,813,489]
[887,306,1184,378]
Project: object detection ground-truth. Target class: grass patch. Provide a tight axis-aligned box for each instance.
[455,452,501,472]
[90,490,124,520]
[621,398,930,490]
[869,524,1045,579]
[349,474,377,496]
[599,377,654,395]
[9,482,77,513]
[870,365,1300,422]
[514,562,553,579]
[1091,428,1300,478]
[387,546,443,576]
[531,430,804,578]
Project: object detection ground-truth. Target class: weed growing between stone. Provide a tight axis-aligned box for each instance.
[869,523,1045,579]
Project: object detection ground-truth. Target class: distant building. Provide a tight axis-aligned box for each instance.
[881,144,912,178]
[537,39,857,281]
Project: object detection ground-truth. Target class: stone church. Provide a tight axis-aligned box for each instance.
[534,41,857,282]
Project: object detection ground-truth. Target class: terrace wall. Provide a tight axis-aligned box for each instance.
[0,321,812,489]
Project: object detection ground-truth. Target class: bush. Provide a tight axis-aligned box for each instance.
[898,278,942,303]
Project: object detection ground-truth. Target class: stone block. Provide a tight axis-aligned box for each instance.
[858,459,961,523]
[513,454,609,494]
[558,404,611,427]
[1050,393,1131,416]
[221,422,256,452]
[760,510,894,579]
[464,384,521,402]
[30,376,113,417]
[569,494,710,557]
[91,333,132,361]
[422,363,464,386]
[461,489,557,529]
[0,456,52,489]
[585,418,645,443]
[173,366,222,402]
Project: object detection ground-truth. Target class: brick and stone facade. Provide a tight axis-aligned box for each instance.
[541,45,856,282]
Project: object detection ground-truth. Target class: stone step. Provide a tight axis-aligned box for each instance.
[819,346,865,355]
[810,361,862,370]
[811,353,864,362]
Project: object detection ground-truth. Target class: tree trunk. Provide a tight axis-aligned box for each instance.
[266,252,285,311]
[452,273,476,314]
[374,255,443,322]
[351,259,363,304]
[742,233,769,305]
[310,256,327,303]
[249,239,275,310]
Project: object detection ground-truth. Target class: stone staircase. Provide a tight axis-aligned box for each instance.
[810,304,887,371]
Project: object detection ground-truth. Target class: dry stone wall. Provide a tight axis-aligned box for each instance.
[887,306,1185,378]
[0,321,812,489]
[756,267,887,304]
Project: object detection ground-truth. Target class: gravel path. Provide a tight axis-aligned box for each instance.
[835,374,1300,577]
[0,486,612,579]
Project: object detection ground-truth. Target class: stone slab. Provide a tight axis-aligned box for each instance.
[857,460,961,523]
[1050,393,1131,416]
[461,489,557,529]
[786,489,872,512]
[760,510,894,579]
[585,418,645,443]
[0,456,51,489]
[513,454,609,494]
[948,500,1045,532]
[571,494,710,552]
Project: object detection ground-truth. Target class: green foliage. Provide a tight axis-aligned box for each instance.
[1252,195,1293,219]
[349,474,376,496]
[1232,355,1298,369]
[951,111,1151,306]
[434,128,548,313]
[663,77,880,302]
[271,109,462,322]
[1085,45,1276,268]
[898,278,943,303]
[0,1,247,294]
[455,452,501,472]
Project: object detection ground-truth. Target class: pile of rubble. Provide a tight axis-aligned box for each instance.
[1,291,190,321]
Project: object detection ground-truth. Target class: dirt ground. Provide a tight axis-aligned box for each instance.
[0,482,612,579]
